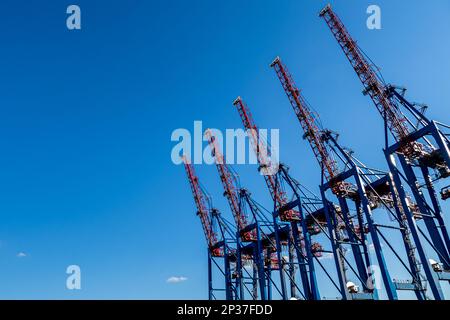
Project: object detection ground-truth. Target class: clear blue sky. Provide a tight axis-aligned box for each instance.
[0,0,449,299]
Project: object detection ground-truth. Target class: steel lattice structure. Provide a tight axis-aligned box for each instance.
[181,4,450,301]
[320,4,450,299]
[270,57,450,300]
[231,98,341,300]
[182,157,238,299]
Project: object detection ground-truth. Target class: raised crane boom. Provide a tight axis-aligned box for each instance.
[205,129,254,241]
[233,97,297,221]
[271,57,339,182]
[182,156,222,257]
[319,4,422,156]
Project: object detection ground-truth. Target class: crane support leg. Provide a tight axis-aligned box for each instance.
[271,216,288,300]
[354,173,398,300]
[337,196,370,286]
[254,225,267,300]
[386,151,446,300]
[387,178,427,300]
[235,239,245,300]
[321,191,351,300]
[420,165,450,257]
[208,252,213,300]
[397,156,450,268]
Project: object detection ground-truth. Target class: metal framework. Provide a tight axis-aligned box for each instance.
[270,57,446,300]
[205,130,254,241]
[233,97,298,222]
[231,98,337,300]
[205,130,268,299]
[205,129,321,300]
[181,4,449,301]
[320,4,450,299]
[182,157,239,299]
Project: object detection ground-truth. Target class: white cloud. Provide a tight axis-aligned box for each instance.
[17,252,27,258]
[167,276,188,284]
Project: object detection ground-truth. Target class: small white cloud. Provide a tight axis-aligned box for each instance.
[17,252,27,258]
[167,276,188,284]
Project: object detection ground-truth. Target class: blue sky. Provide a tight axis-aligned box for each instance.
[0,0,449,299]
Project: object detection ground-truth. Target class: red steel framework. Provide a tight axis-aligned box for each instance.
[271,57,353,195]
[319,4,423,157]
[271,57,338,183]
[233,97,298,221]
[182,156,222,257]
[205,129,255,241]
